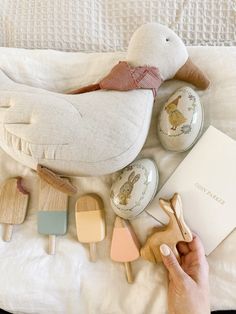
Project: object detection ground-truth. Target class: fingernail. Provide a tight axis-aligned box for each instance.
[160,244,171,256]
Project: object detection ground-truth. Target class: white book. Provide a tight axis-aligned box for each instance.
[147,126,236,255]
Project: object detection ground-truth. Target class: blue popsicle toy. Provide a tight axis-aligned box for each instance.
[37,179,69,254]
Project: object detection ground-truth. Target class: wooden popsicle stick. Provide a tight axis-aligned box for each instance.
[48,235,56,255]
[3,224,13,242]
[124,262,133,284]
[89,242,97,262]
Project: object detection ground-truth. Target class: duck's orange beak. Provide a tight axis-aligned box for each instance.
[173,58,210,90]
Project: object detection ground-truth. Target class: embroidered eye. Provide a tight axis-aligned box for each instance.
[166,38,170,42]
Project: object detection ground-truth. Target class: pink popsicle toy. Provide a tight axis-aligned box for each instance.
[110,216,140,283]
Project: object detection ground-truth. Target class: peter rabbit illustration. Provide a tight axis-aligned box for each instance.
[118,171,140,205]
[165,95,187,130]
[140,193,192,263]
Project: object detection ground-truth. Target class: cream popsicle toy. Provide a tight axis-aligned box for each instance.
[0,177,29,242]
[75,194,106,262]
[38,178,69,255]
[110,216,140,284]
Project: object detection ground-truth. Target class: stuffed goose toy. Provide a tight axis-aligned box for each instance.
[0,23,209,193]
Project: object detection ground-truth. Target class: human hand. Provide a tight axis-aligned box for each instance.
[160,234,210,314]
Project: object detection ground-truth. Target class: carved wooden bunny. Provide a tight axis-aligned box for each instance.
[140,193,192,263]
[118,171,140,205]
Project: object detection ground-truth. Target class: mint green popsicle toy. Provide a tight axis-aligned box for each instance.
[37,179,69,255]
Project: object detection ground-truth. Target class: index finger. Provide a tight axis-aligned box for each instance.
[188,233,206,256]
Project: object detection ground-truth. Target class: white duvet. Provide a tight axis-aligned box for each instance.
[0,46,236,314]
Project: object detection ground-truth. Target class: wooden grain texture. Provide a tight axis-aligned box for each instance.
[3,224,14,242]
[75,194,105,262]
[37,165,77,195]
[48,235,56,255]
[76,194,103,212]
[0,178,29,224]
[124,262,133,284]
[89,242,97,262]
[140,193,193,263]
[114,216,125,228]
[39,179,68,211]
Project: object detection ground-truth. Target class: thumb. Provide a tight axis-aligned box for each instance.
[160,244,187,285]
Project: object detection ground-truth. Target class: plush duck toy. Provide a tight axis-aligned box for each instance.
[0,23,209,193]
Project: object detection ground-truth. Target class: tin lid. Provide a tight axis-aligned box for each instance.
[110,158,159,219]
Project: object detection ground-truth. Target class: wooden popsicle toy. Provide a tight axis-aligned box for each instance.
[75,194,106,262]
[110,216,140,284]
[38,178,69,255]
[0,177,29,242]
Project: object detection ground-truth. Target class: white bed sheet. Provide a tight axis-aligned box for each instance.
[1,0,236,50]
[0,46,236,314]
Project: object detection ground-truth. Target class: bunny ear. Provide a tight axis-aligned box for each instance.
[171,193,182,218]
[159,198,174,214]
[128,171,135,182]
[132,174,140,184]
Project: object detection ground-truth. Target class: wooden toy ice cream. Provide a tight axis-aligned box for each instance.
[110,216,140,284]
[38,178,69,255]
[0,177,29,242]
[141,193,192,263]
[75,194,106,262]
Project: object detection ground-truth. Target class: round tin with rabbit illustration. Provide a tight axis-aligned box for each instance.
[110,158,159,220]
[157,86,204,152]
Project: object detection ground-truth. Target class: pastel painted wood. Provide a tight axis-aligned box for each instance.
[141,193,192,263]
[38,178,69,255]
[0,178,29,242]
[75,194,106,262]
[110,216,140,284]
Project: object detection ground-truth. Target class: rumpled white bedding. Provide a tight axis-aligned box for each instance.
[0,46,236,314]
[1,0,236,50]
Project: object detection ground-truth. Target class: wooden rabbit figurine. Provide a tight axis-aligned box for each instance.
[117,171,140,205]
[140,193,192,263]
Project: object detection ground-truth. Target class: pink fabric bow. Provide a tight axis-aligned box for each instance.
[69,61,163,97]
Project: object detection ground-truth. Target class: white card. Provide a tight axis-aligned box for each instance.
[147,126,236,255]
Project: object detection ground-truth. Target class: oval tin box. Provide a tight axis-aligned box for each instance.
[157,86,204,152]
[110,158,159,220]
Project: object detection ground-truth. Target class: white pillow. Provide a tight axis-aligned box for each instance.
[0,53,153,176]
